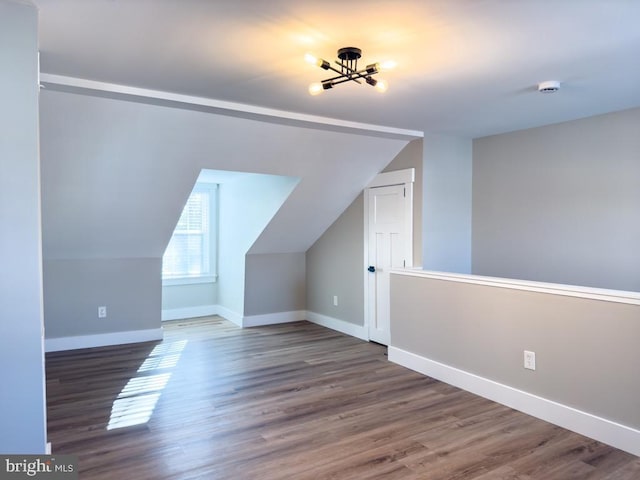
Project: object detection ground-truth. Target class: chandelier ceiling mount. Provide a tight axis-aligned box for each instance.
[306,47,392,95]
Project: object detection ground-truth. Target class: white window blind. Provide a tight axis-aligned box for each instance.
[162,184,217,282]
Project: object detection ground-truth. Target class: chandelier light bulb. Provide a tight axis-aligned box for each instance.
[374,79,388,93]
[308,82,324,96]
[379,60,397,71]
[306,52,330,69]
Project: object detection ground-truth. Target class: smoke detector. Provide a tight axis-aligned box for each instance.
[538,80,561,93]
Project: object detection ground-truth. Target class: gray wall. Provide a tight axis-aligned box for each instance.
[244,253,306,316]
[391,273,640,430]
[306,194,365,324]
[162,282,217,311]
[0,1,47,453]
[473,107,640,291]
[306,139,423,325]
[43,258,161,338]
[422,133,473,273]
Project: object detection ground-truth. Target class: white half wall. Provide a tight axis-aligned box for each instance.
[390,269,640,457]
[389,346,640,458]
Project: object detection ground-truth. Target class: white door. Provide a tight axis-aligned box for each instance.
[366,183,412,345]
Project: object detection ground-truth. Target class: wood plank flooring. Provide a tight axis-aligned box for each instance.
[46,317,639,479]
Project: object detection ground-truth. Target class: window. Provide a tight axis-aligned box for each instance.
[162,183,217,284]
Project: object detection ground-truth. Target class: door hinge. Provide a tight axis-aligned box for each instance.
[403,187,406,197]
[403,260,406,268]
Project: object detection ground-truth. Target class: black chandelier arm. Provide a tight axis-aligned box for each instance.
[350,69,376,83]
[328,76,363,87]
[322,67,376,84]
[321,62,348,78]
[323,72,363,85]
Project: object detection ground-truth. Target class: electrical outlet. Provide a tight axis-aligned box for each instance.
[333,295,338,306]
[524,350,536,370]
[98,306,107,318]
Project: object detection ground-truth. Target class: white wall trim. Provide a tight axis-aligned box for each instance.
[367,167,415,188]
[161,305,219,321]
[162,305,307,327]
[216,305,243,327]
[388,346,640,458]
[390,269,640,306]
[306,311,368,341]
[39,74,423,140]
[243,310,306,327]
[45,328,163,353]
[162,274,218,287]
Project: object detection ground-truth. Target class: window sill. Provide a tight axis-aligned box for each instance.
[162,275,218,287]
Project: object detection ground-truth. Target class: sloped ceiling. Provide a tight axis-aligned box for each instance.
[33,0,640,137]
[39,89,410,259]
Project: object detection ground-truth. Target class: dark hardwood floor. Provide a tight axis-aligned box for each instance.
[46,317,639,479]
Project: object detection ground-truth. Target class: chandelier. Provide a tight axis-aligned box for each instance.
[305,47,394,95]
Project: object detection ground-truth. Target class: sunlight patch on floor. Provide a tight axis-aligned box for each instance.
[107,340,187,430]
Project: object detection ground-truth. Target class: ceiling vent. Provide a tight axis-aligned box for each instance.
[538,80,561,93]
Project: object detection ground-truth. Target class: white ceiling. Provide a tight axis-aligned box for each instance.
[33,0,640,138]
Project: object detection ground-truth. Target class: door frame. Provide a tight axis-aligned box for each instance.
[363,168,415,342]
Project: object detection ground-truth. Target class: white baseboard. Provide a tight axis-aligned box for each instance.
[388,346,640,458]
[162,305,305,328]
[306,311,368,341]
[162,304,218,321]
[216,305,243,327]
[43,310,367,352]
[45,328,164,353]
[243,310,306,327]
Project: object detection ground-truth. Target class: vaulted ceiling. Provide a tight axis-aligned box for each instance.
[34,0,640,138]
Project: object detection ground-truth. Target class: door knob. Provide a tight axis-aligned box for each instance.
[367,266,376,273]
